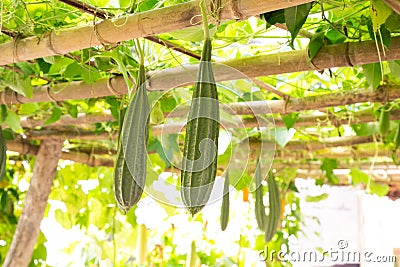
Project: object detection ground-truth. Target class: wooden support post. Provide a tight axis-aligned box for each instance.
[3,138,64,267]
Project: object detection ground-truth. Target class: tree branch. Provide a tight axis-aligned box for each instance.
[250,78,290,99]
[59,0,112,19]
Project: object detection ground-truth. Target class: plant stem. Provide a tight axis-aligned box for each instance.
[135,38,144,65]
[199,0,210,40]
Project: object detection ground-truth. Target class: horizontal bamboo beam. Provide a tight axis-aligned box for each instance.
[294,170,400,185]
[272,161,399,171]
[8,139,400,185]
[19,106,390,133]
[20,112,114,128]
[7,140,114,167]
[284,136,374,151]
[275,145,393,160]
[0,0,312,66]
[22,128,381,161]
[2,37,400,105]
[383,0,400,15]
[20,86,395,134]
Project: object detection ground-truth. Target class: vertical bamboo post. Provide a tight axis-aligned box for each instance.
[3,138,64,267]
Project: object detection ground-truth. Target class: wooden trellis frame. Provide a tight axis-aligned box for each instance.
[0,0,313,66]
[2,0,400,265]
[2,37,400,104]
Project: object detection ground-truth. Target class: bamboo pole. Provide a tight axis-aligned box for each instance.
[19,106,390,132]
[283,136,374,151]
[13,133,382,160]
[59,0,202,60]
[7,140,114,167]
[21,86,394,138]
[383,0,400,15]
[20,112,114,128]
[7,139,400,186]
[3,138,64,267]
[0,0,313,66]
[2,37,400,104]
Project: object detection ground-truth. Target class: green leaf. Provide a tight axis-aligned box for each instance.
[146,157,162,187]
[281,112,299,129]
[321,158,337,172]
[32,244,47,261]
[273,127,296,147]
[45,106,62,124]
[81,67,102,84]
[379,24,391,49]
[63,102,78,118]
[351,122,378,136]
[101,50,134,90]
[325,29,346,45]
[230,170,252,191]
[150,101,164,125]
[349,168,369,185]
[362,63,382,90]
[305,193,329,202]
[5,110,22,132]
[64,61,84,79]
[160,134,180,167]
[18,103,38,115]
[48,57,74,75]
[320,158,339,184]
[368,182,389,196]
[261,9,285,29]
[7,76,33,98]
[169,26,217,42]
[126,205,137,227]
[119,0,131,8]
[170,26,210,42]
[385,12,400,32]
[42,56,56,64]
[308,31,325,62]
[284,3,312,48]
[388,60,400,78]
[370,0,393,32]
[288,181,299,193]
[55,209,72,229]
[0,105,7,123]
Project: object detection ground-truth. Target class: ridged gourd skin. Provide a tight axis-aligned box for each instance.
[394,123,400,149]
[181,39,220,216]
[254,162,267,231]
[264,172,281,243]
[220,171,230,231]
[0,127,6,180]
[379,105,390,136]
[114,64,149,214]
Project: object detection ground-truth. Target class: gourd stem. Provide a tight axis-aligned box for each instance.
[200,0,210,40]
[135,38,144,65]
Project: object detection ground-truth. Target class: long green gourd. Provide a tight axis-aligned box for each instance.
[379,104,390,136]
[181,0,220,216]
[264,172,281,243]
[254,161,267,231]
[0,126,6,180]
[220,171,230,231]
[114,46,149,213]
